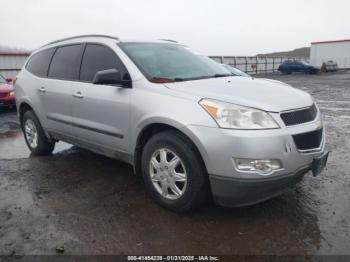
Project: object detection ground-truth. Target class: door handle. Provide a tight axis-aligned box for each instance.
[38,86,46,93]
[73,91,84,98]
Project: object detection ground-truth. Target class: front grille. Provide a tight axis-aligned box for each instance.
[280,104,317,126]
[293,128,323,151]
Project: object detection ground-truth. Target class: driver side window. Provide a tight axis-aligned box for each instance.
[80,44,127,82]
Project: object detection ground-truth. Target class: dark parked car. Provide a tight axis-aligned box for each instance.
[0,74,16,108]
[278,61,319,74]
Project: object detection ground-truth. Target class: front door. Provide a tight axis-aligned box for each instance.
[71,44,131,155]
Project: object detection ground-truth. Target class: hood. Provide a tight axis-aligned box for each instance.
[258,78,291,87]
[0,84,14,93]
[165,77,313,112]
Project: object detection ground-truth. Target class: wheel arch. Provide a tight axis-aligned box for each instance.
[18,101,35,126]
[18,101,50,139]
[133,122,208,177]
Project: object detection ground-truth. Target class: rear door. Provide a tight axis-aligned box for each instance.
[44,44,83,141]
[71,43,131,155]
[23,48,56,125]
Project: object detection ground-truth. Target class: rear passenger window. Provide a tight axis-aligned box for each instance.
[80,44,127,82]
[48,45,82,80]
[26,48,55,77]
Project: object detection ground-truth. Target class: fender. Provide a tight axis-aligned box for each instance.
[133,115,187,152]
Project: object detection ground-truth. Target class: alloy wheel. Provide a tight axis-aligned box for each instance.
[149,148,187,200]
[24,119,38,149]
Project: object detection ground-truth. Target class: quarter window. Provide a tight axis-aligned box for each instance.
[26,48,55,77]
[80,44,127,82]
[48,45,82,80]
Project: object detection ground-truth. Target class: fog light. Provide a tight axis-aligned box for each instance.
[234,158,283,175]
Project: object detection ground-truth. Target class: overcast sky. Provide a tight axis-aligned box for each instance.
[1,0,349,55]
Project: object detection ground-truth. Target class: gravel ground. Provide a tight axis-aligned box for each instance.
[0,71,349,256]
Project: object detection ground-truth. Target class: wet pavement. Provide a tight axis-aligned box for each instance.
[0,72,349,255]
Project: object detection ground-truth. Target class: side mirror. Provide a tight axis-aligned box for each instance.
[92,69,132,88]
[6,78,13,84]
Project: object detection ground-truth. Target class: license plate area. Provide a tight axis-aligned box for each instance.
[312,151,329,176]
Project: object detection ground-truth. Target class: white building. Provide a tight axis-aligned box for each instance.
[310,39,350,69]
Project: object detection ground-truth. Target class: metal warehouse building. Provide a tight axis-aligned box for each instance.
[0,48,30,78]
[310,39,350,69]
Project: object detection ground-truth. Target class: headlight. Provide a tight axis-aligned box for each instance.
[199,98,279,129]
[9,91,15,96]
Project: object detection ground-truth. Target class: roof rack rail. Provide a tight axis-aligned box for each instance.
[158,39,178,43]
[42,34,120,47]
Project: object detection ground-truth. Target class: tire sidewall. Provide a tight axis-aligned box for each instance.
[22,111,54,155]
[141,132,207,211]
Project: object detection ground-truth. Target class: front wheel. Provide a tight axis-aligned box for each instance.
[141,131,209,212]
[22,110,55,155]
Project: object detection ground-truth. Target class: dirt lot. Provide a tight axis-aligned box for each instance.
[0,71,349,256]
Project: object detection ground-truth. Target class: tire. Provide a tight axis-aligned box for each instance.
[141,130,209,212]
[22,110,55,155]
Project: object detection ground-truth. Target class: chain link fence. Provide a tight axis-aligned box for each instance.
[210,56,309,75]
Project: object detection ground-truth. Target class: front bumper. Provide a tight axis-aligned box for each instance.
[184,124,325,179]
[209,165,311,207]
[181,112,326,206]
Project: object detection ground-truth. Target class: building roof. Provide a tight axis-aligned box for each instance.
[0,45,31,56]
[0,52,31,56]
[311,39,350,45]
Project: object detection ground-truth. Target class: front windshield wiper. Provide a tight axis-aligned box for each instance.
[212,73,233,78]
[149,77,185,83]
[188,74,232,80]
[149,74,231,83]
[174,78,185,82]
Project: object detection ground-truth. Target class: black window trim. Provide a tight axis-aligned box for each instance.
[25,42,131,85]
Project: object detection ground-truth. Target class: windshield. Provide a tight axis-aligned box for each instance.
[119,42,231,82]
[0,75,6,84]
[222,64,250,77]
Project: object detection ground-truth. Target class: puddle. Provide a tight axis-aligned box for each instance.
[0,130,72,159]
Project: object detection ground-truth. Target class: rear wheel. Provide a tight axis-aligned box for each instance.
[22,110,55,155]
[141,131,209,212]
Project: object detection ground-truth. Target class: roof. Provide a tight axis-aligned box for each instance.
[42,34,120,47]
[311,39,350,45]
[41,35,180,48]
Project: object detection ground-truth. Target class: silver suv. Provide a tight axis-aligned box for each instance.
[15,35,328,212]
